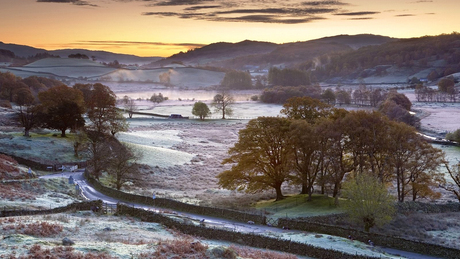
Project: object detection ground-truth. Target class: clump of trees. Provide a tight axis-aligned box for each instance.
[68,53,89,59]
[218,97,446,207]
[378,90,420,128]
[0,72,139,190]
[221,70,252,90]
[268,67,310,86]
[260,85,321,104]
[150,93,168,103]
[86,132,140,190]
[38,85,86,137]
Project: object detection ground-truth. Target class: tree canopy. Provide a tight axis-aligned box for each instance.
[218,117,293,201]
[281,96,332,123]
[221,70,252,90]
[342,174,395,232]
[268,67,310,86]
[212,91,234,119]
[192,101,211,120]
[86,83,119,134]
[38,85,86,137]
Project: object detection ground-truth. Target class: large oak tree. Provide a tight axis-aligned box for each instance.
[86,83,118,134]
[218,117,292,201]
[38,85,85,137]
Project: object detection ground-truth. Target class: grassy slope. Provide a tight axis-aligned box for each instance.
[0,131,86,165]
[255,194,344,220]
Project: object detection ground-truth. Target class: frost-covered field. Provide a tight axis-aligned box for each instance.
[0,212,404,259]
[114,97,284,202]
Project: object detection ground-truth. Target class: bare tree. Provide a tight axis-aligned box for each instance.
[212,90,234,119]
[441,162,460,201]
[15,87,38,137]
[108,143,141,190]
[123,97,138,119]
[86,132,113,180]
[73,130,88,158]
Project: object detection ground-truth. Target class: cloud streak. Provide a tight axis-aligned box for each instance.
[78,40,206,48]
[395,14,416,17]
[335,11,379,16]
[37,0,98,7]
[152,0,214,6]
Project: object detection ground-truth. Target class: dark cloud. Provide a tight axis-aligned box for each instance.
[37,0,98,7]
[142,12,179,17]
[335,11,379,16]
[184,5,221,11]
[413,0,433,3]
[301,1,348,6]
[347,17,373,20]
[215,7,338,16]
[395,14,416,17]
[152,0,214,6]
[210,15,325,24]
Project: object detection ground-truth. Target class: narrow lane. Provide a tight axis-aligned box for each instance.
[40,171,446,259]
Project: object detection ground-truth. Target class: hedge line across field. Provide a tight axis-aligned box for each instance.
[278,216,460,259]
[85,173,266,224]
[0,200,102,217]
[116,204,379,259]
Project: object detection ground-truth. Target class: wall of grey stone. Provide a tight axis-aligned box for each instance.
[85,174,266,224]
[117,204,379,259]
[278,216,460,259]
[0,200,102,217]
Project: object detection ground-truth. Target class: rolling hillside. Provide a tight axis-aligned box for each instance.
[0,42,161,65]
[313,33,460,84]
[10,58,117,79]
[147,34,394,70]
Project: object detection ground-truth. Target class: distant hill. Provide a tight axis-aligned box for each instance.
[49,49,161,65]
[146,34,394,70]
[309,34,396,50]
[149,40,278,68]
[1,57,224,89]
[0,41,48,57]
[313,33,460,84]
[0,42,161,65]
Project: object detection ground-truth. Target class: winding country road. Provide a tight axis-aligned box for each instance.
[40,171,444,259]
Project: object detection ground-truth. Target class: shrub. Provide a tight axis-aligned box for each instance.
[230,245,297,259]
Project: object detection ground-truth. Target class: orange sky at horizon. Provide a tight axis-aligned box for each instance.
[0,0,459,57]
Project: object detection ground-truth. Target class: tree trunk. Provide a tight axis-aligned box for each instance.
[275,185,284,201]
[61,129,66,137]
[364,216,374,232]
[300,183,308,195]
[307,186,313,201]
[332,182,340,197]
[24,129,30,137]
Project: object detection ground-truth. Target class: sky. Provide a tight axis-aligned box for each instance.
[0,0,459,57]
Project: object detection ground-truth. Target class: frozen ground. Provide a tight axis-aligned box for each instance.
[0,212,405,259]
